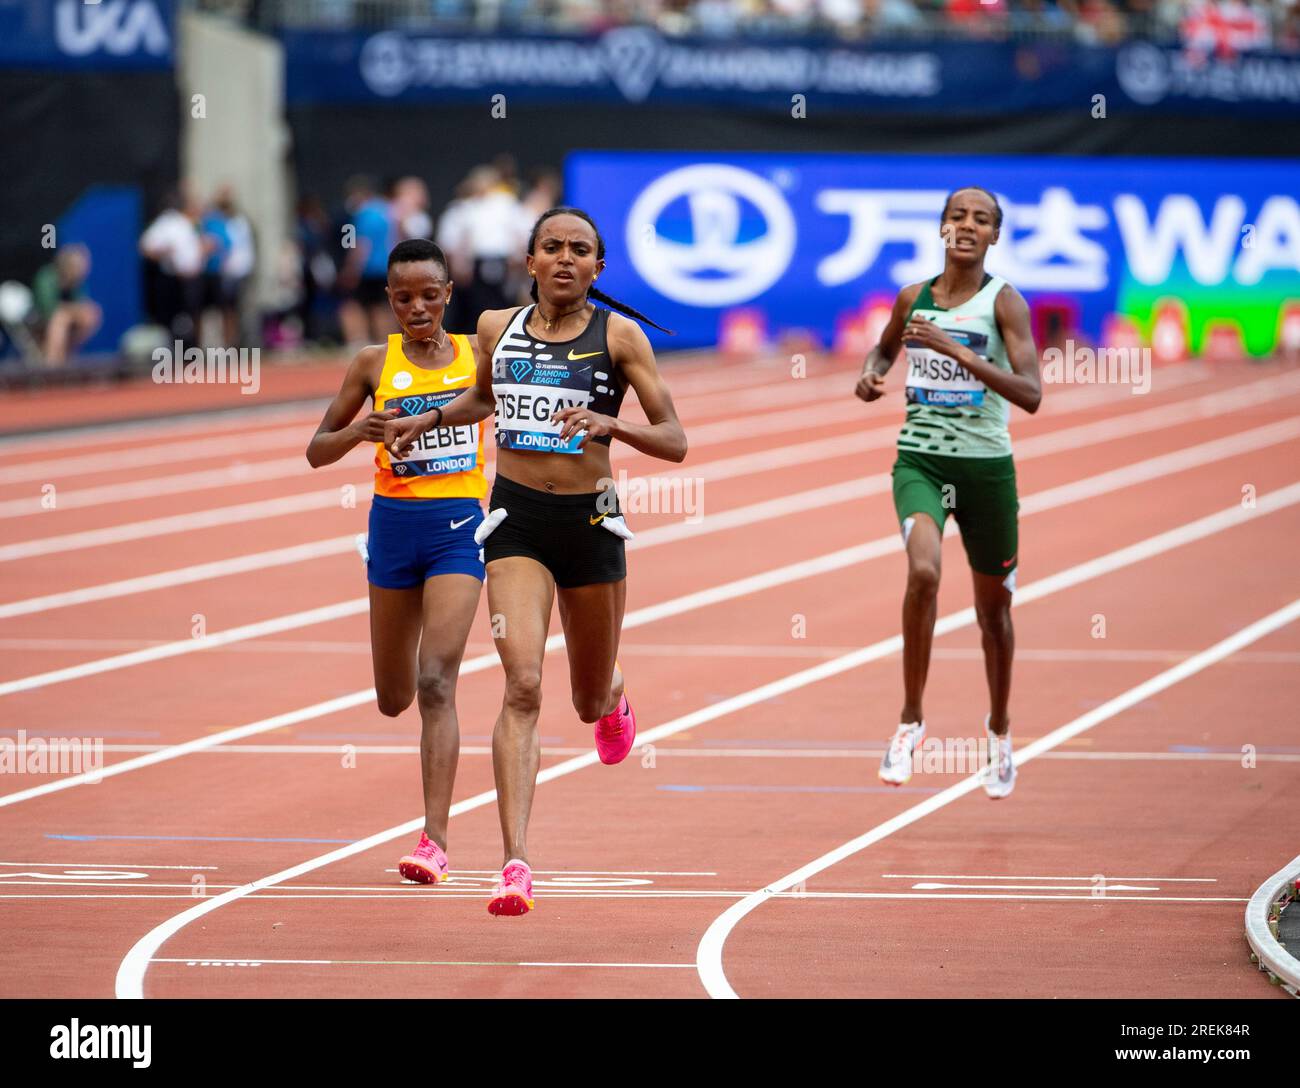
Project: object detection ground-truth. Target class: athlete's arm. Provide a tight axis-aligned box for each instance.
[554,313,687,462]
[385,314,502,459]
[900,285,1042,414]
[856,283,923,402]
[306,346,394,468]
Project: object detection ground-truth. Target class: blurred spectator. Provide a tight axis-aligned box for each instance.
[200,184,256,347]
[1181,0,1272,58]
[435,175,475,333]
[1280,0,1300,50]
[521,167,562,224]
[336,175,396,348]
[439,165,533,329]
[140,186,205,346]
[293,194,337,343]
[221,0,1300,52]
[391,176,433,240]
[32,245,102,366]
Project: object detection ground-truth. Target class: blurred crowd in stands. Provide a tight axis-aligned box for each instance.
[140,182,257,352]
[2,160,552,370]
[213,0,1300,52]
[284,158,558,350]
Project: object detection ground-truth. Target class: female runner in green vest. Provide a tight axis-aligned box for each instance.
[856,186,1042,799]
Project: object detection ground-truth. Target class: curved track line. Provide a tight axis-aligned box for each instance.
[114,483,1300,998]
[695,594,1300,998]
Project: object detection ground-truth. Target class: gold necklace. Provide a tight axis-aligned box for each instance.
[403,327,447,351]
[537,302,586,332]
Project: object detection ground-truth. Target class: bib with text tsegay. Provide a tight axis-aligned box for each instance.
[372,332,488,500]
[489,305,622,455]
[899,273,1013,459]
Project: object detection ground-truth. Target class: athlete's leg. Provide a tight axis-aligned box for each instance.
[556,579,626,723]
[412,572,481,849]
[486,556,555,867]
[368,583,425,717]
[900,512,943,726]
[972,571,1014,735]
[954,455,1019,737]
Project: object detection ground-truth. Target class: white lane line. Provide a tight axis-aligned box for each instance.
[0,357,766,484]
[11,892,1254,902]
[694,593,1300,999]
[0,484,369,564]
[6,411,1297,697]
[0,377,849,517]
[0,401,325,456]
[0,453,368,520]
[54,744,1300,766]
[0,537,358,620]
[652,368,1300,492]
[882,873,1217,882]
[0,861,219,870]
[10,636,1300,666]
[0,419,899,615]
[150,958,697,968]
[0,689,379,808]
[6,464,1298,810]
[0,599,369,697]
[113,489,1299,998]
[910,882,1158,891]
[631,413,1300,550]
[0,426,317,486]
[0,357,1245,571]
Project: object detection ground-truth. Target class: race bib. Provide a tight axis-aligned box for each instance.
[492,359,594,455]
[388,391,479,477]
[905,328,989,408]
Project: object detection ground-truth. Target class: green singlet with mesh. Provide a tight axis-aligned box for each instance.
[897,273,1011,459]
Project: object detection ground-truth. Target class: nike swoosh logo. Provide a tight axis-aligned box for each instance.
[1002,556,1016,568]
[951,316,980,323]
[589,513,607,525]
[443,374,467,384]
[450,516,474,530]
[568,350,603,361]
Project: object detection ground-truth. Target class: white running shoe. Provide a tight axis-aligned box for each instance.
[982,716,1016,799]
[879,721,925,786]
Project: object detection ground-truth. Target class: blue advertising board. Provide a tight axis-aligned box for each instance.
[281,25,1300,117]
[565,151,1300,355]
[0,0,173,71]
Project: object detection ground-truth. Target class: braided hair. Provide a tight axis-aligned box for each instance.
[527,206,674,335]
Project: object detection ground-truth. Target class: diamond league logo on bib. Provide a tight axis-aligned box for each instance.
[627,165,797,307]
[510,359,534,383]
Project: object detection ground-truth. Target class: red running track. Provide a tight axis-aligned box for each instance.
[0,353,1296,999]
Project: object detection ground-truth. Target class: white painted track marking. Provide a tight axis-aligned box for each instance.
[113,491,1300,998]
[694,594,1300,998]
[5,415,1296,697]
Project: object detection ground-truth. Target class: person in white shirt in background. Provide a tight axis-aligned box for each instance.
[392,176,433,242]
[440,165,531,329]
[140,185,205,346]
[201,184,257,348]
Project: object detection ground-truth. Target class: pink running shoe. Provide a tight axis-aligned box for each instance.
[595,692,636,765]
[397,832,449,884]
[487,859,534,916]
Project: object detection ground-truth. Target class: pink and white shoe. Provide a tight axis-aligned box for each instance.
[487,859,534,916]
[595,692,636,765]
[397,832,449,884]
